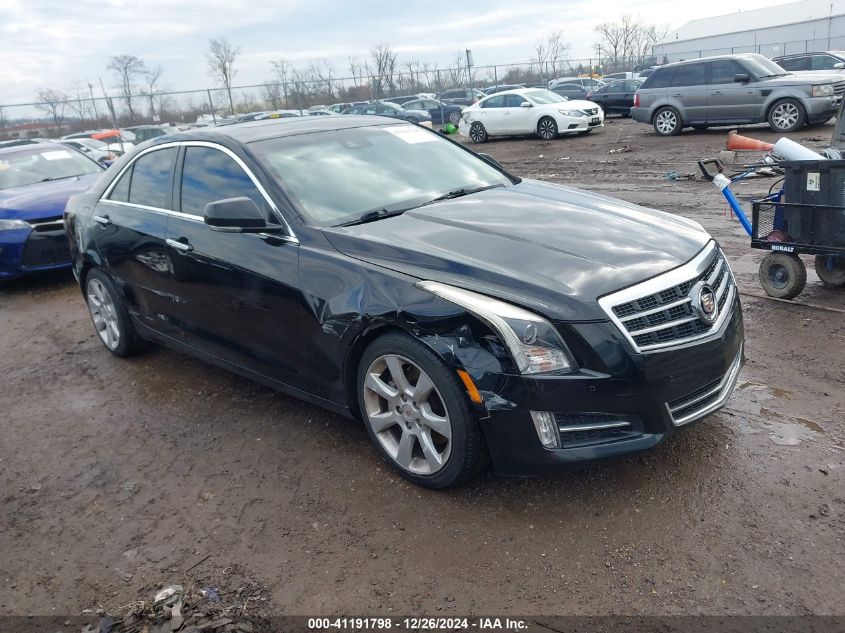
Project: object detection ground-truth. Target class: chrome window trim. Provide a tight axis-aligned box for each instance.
[597,241,736,354]
[98,140,299,244]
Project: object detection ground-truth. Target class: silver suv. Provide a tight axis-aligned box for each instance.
[632,53,843,135]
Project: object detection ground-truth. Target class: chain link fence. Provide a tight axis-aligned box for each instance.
[4,35,845,140]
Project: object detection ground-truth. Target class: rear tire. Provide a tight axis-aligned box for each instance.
[814,255,845,287]
[469,121,488,144]
[759,252,807,299]
[84,269,147,357]
[768,98,806,132]
[653,107,682,136]
[357,332,485,489]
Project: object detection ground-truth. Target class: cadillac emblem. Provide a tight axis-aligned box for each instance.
[690,281,718,324]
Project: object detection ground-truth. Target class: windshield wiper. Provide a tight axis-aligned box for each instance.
[338,208,408,227]
[419,183,506,207]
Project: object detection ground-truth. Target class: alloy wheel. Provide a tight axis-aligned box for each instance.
[538,118,557,139]
[772,103,800,130]
[86,277,121,350]
[655,110,678,134]
[362,354,452,475]
[469,123,486,143]
[449,111,462,124]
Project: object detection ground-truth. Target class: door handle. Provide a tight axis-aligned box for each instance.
[672,93,683,97]
[93,215,111,226]
[711,91,723,95]
[166,238,193,253]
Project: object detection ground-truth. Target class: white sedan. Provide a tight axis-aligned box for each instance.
[458,88,604,143]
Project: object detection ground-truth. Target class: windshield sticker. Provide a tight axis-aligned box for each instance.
[42,150,73,161]
[384,126,437,144]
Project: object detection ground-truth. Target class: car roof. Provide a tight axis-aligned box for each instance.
[774,51,845,58]
[147,116,402,145]
[659,53,767,67]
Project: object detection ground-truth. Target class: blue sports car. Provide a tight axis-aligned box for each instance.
[0,143,103,279]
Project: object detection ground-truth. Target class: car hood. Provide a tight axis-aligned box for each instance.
[765,72,843,85]
[323,179,711,321]
[0,173,101,222]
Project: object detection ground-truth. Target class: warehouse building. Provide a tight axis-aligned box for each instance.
[654,0,845,62]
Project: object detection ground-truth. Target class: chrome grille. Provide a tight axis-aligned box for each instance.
[554,413,641,445]
[598,242,736,353]
[834,81,845,96]
[666,345,743,426]
[583,107,599,116]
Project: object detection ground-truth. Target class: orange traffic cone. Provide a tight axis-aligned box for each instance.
[726,130,774,151]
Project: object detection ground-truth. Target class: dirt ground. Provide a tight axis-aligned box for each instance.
[1,117,844,620]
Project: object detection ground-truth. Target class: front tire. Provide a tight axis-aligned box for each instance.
[469,121,488,144]
[768,98,806,132]
[357,332,485,489]
[815,255,845,287]
[537,116,558,140]
[759,252,807,299]
[653,107,682,136]
[84,269,146,357]
[448,110,462,124]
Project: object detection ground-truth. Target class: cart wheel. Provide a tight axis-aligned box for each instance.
[759,252,807,299]
[814,255,845,287]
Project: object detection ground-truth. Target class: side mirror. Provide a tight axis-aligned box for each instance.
[203,197,269,232]
[477,152,503,169]
[835,62,845,70]
[734,73,750,83]
[520,102,533,108]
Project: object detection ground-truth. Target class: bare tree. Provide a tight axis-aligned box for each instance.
[595,16,668,72]
[0,106,7,138]
[262,82,284,109]
[207,38,240,114]
[348,56,364,89]
[312,59,335,99]
[445,52,465,87]
[533,38,549,79]
[65,82,90,129]
[107,55,145,122]
[369,43,397,98]
[546,31,570,77]
[144,64,164,120]
[35,89,68,133]
[271,58,291,106]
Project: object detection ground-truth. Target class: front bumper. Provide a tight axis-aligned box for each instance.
[470,294,744,475]
[804,95,840,121]
[0,222,72,279]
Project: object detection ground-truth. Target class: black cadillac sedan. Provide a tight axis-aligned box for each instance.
[65,117,744,488]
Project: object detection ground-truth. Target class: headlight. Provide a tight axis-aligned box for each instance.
[417,281,576,374]
[812,84,835,97]
[0,219,30,231]
[558,109,586,117]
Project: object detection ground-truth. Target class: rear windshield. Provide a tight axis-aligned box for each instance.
[0,146,102,190]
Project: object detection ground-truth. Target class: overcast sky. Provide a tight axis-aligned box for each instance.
[2,0,791,108]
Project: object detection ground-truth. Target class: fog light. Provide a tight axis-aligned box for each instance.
[530,411,560,449]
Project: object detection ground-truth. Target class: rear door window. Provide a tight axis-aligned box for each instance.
[777,57,809,72]
[127,148,177,209]
[481,95,506,108]
[672,63,707,87]
[645,68,674,89]
[108,169,132,202]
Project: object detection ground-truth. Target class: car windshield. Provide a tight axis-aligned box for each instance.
[742,55,789,77]
[250,124,512,226]
[0,146,102,190]
[525,90,567,104]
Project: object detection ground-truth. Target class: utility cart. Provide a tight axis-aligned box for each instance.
[699,158,845,299]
